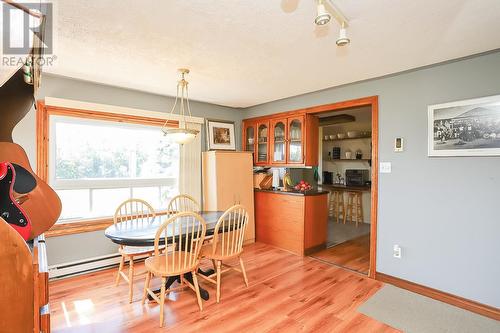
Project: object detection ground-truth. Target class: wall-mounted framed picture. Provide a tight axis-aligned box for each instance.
[206,119,236,151]
[428,94,500,157]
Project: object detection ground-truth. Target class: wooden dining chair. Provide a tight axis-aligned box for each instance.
[114,198,156,303]
[167,194,200,216]
[142,212,207,327]
[198,204,249,303]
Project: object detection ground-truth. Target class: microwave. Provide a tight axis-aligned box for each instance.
[345,169,370,187]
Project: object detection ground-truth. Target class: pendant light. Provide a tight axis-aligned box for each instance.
[162,68,199,144]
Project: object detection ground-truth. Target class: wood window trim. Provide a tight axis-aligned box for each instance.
[36,101,178,238]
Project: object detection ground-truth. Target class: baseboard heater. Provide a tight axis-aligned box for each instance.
[48,253,148,280]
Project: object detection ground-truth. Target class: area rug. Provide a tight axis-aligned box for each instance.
[358,285,500,333]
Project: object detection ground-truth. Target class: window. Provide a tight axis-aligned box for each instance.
[47,114,179,223]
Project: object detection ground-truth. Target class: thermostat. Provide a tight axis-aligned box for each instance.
[394,137,404,152]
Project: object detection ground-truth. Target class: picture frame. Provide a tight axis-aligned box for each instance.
[428,94,500,157]
[206,119,236,151]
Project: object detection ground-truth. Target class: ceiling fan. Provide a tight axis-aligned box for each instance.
[313,0,350,46]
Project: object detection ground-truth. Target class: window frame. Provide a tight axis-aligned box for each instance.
[36,101,179,237]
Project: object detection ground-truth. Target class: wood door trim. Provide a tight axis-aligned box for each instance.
[376,272,500,321]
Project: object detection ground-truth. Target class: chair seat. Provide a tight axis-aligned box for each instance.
[119,245,163,256]
[145,253,199,276]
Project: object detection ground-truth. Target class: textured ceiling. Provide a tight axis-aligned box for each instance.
[29,1,500,107]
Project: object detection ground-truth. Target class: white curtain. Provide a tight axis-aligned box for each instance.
[179,121,203,205]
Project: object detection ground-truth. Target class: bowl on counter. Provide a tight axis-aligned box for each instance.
[337,133,346,139]
[329,134,336,140]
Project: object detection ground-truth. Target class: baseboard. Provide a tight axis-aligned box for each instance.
[376,272,500,321]
[304,243,326,256]
[48,253,148,280]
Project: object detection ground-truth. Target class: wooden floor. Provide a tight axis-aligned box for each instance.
[308,234,370,275]
[49,242,398,333]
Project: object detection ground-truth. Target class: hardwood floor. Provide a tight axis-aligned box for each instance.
[309,234,371,275]
[49,242,398,332]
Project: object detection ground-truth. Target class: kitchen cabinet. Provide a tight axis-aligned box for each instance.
[202,151,255,243]
[242,120,256,153]
[255,121,270,165]
[254,189,328,255]
[243,112,318,167]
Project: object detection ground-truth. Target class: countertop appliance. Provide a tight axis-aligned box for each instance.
[345,169,370,187]
[323,171,333,185]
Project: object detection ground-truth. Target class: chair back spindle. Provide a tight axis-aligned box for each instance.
[153,212,206,274]
[167,194,200,217]
[114,198,156,231]
[212,205,248,258]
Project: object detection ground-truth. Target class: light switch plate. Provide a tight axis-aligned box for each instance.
[380,162,392,173]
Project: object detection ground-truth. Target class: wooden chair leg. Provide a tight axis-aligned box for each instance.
[192,271,203,311]
[128,257,134,303]
[211,259,217,272]
[115,255,125,286]
[159,277,166,328]
[216,260,222,303]
[239,256,249,287]
[142,271,151,305]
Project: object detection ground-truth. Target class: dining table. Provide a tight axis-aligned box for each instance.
[104,211,225,301]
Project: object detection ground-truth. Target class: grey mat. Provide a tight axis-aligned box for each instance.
[327,219,370,247]
[358,285,500,333]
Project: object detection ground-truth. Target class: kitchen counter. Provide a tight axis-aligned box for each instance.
[320,184,371,192]
[254,188,330,196]
[255,189,328,256]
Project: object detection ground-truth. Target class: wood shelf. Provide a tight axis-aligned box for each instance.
[324,158,371,162]
[323,136,371,142]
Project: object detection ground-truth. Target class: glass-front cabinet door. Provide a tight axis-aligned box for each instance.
[287,116,304,164]
[271,120,286,164]
[243,122,256,152]
[256,121,269,165]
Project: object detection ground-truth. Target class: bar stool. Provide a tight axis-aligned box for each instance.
[329,190,345,223]
[345,191,363,227]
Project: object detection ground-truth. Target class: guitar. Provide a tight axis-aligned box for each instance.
[0,142,62,240]
[0,162,32,240]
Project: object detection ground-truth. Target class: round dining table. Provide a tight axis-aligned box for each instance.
[104,211,225,301]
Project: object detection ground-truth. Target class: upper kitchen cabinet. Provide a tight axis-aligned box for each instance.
[255,121,270,165]
[243,120,256,153]
[243,113,318,167]
[270,119,287,164]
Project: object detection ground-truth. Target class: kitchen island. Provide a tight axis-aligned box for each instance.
[255,188,329,255]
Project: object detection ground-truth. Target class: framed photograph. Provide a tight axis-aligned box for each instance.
[206,119,236,151]
[428,95,500,156]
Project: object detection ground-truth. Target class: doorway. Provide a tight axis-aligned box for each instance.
[306,97,378,277]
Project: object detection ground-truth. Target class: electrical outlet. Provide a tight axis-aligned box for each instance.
[393,244,402,259]
[380,162,392,173]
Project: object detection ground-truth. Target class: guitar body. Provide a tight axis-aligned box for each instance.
[0,162,31,240]
[0,143,61,240]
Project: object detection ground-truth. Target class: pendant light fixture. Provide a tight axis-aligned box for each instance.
[161,68,199,145]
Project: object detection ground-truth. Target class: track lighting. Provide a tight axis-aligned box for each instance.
[314,0,331,26]
[336,23,350,46]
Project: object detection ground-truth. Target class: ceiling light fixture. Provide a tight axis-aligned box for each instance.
[312,0,351,46]
[314,0,331,26]
[336,22,350,46]
[162,68,199,145]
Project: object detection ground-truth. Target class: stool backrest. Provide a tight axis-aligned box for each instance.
[153,212,206,274]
